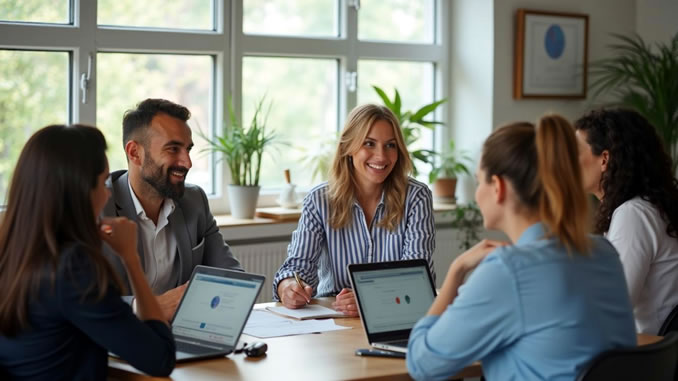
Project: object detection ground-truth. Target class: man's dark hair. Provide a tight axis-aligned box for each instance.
[122,98,191,147]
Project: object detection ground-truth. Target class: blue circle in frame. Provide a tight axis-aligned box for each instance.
[210,295,220,309]
[544,24,566,59]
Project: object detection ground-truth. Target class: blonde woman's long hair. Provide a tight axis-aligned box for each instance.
[328,104,413,231]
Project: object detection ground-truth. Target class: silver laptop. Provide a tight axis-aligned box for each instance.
[171,266,264,362]
[348,259,436,353]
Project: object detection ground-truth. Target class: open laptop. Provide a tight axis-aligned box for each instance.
[171,265,265,362]
[348,259,436,354]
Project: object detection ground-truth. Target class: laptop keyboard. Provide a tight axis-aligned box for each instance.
[175,338,222,353]
[385,339,409,347]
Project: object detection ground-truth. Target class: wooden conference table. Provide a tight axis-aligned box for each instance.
[108,298,662,381]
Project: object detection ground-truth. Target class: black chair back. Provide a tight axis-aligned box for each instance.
[659,304,678,336]
[576,332,678,381]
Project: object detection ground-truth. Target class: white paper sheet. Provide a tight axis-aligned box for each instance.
[243,309,351,338]
[266,304,347,320]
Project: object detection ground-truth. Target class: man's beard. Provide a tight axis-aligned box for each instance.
[141,152,188,200]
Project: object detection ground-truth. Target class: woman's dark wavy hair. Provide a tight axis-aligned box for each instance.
[0,125,123,336]
[575,108,678,236]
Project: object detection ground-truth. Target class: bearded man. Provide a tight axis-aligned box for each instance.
[103,98,243,320]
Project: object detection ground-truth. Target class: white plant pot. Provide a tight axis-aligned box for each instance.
[228,185,261,219]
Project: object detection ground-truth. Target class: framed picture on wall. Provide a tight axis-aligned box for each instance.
[514,9,589,99]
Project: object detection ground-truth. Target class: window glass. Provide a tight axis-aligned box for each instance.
[358,0,434,43]
[358,60,435,177]
[0,50,69,203]
[243,0,338,38]
[98,0,213,30]
[0,0,70,24]
[96,53,213,194]
[242,56,338,188]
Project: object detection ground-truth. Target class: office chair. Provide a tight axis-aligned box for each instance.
[659,304,678,336]
[576,331,678,381]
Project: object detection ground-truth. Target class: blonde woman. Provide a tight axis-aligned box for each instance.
[407,116,635,380]
[273,104,435,316]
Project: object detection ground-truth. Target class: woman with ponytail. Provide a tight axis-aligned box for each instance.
[273,104,435,316]
[407,115,635,381]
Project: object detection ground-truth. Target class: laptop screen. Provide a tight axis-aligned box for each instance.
[352,265,435,334]
[172,272,263,347]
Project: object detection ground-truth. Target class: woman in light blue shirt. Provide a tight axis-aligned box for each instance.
[273,104,435,316]
[406,116,636,380]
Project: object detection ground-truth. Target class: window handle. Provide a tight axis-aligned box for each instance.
[80,53,92,104]
[349,0,360,11]
[346,71,357,92]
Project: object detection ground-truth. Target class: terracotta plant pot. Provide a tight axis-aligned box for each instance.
[433,178,458,203]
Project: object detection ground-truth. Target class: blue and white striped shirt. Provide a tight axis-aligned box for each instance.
[273,178,436,300]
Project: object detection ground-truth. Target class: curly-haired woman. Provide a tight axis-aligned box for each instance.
[273,104,435,316]
[575,108,678,334]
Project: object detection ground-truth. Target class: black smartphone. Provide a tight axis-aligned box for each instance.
[355,348,405,359]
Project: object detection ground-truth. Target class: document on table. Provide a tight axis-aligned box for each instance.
[243,309,351,338]
[266,304,347,320]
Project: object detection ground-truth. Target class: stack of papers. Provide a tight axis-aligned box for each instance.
[244,309,351,338]
[265,305,347,320]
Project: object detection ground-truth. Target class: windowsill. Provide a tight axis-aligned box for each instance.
[215,202,458,228]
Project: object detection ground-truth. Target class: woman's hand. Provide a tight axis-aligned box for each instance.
[277,278,313,309]
[99,216,138,264]
[332,288,359,317]
[453,239,507,275]
[427,239,508,316]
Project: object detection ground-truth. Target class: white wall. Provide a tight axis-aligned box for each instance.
[491,0,637,126]
[449,0,638,202]
[636,0,678,45]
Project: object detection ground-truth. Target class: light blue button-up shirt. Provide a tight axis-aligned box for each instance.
[407,223,636,381]
[273,178,435,299]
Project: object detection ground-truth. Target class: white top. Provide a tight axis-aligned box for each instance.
[607,196,678,334]
[128,179,178,294]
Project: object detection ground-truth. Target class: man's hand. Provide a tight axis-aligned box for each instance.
[331,288,359,317]
[156,283,188,321]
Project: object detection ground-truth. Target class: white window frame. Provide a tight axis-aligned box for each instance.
[0,0,450,215]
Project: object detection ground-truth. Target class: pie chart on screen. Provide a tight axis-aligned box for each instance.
[211,296,220,309]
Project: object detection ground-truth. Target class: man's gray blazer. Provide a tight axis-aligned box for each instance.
[102,170,243,295]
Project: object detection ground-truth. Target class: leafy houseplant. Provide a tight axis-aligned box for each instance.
[589,33,678,170]
[372,85,447,176]
[451,202,484,250]
[200,97,275,218]
[428,139,472,203]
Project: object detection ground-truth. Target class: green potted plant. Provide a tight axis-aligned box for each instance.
[428,139,472,203]
[200,97,276,218]
[589,33,678,170]
[372,85,446,176]
[296,132,337,183]
[451,201,484,250]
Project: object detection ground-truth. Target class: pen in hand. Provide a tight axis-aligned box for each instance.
[294,272,311,304]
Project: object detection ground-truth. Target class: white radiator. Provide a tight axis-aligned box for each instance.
[233,241,290,303]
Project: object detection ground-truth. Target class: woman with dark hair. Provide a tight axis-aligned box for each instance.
[575,108,678,334]
[0,125,175,380]
[407,115,635,380]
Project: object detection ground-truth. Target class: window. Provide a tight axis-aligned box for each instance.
[358,0,435,43]
[97,53,214,192]
[97,0,214,30]
[240,0,445,191]
[0,50,69,202]
[243,0,338,37]
[0,1,448,212]
[0,0,70,24]
[242,56,338,188]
